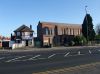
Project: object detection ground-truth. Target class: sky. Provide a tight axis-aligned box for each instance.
[0,0,100,37]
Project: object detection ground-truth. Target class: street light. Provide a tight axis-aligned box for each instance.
[85,6,88,43]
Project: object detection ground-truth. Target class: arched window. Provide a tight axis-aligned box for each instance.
[43,27,50,35]
[50,28,54,35]
[66,28,68,35]
[64,29,66,35]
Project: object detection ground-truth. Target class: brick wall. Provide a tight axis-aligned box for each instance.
[37,22,82,46]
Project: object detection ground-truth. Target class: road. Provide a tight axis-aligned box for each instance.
[0,46,100,74]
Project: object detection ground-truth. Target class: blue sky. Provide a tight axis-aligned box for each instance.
[0,0,100,37]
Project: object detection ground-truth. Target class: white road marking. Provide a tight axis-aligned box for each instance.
[28,55,40,60]
[0,57,5,60]
[6,56,26,62]
[98,50,100,52]
[64,52,70,57]
[30,58,46,60]
[69,54,84,57]
[11,57,47,62]
[48,54,56,58]
[56,53,64,54]
[89,50,92,54]
[78,51,81,55]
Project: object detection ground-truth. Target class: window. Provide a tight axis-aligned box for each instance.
[17,32,20,36]
[43,27,50,35]
[30,32,33,36]
[62,29,63,35]
[73,29,74,35]
[25,32,30,36]
[22,32,25,36]
[52,28,54,35]
[64,29,66,35]
[66,28,68,35]
[50,29,52,35]
[70,29,71,35]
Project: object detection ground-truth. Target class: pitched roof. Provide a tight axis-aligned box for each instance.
[40,21,81,27]
[14,25,34,32]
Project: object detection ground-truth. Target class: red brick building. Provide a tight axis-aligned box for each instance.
[37,21,82,46]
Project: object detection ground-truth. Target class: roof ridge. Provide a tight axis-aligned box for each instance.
[40,21,81,26]
[14,24,34,32]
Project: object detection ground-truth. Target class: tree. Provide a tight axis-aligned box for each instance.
[82,14,95,41]
[74,36,87,45]
[95,23,100,35]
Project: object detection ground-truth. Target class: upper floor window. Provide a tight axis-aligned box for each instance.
[66,28,68,35]
[30,32,33,36]
[25,32,30,36]
[70,29,72,35]
[17,32,20,36]
[62,29,63,35]
[50,29,52,35]
[43,27,50,35]
[50,28,54,35]
[22,32,31,36]
[64,29,66,35]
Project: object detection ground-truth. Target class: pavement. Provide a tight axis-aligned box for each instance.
[0,45,100,53]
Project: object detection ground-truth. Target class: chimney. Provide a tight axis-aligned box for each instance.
[30,25,32,29]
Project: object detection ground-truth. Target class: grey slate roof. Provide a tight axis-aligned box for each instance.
[14,25,34,32]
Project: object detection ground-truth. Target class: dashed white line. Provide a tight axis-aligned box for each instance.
[12,57,46,62]
[64,52,70,57]
[78,51,81,55]
[6,56,26,62]
[31,58,46,60]
[28,55,41,60]
[98,50,100,52]
[89,50,92,54]
[48,54,56,58]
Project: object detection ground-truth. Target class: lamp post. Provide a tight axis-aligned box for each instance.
[85,6,88,43]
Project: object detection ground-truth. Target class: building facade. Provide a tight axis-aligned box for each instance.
[37,21,82,46]
[11,25,34,48]
[0,35,10,48]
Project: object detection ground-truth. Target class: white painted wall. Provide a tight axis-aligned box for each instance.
[9,41,15,47]
[12,43,24,49]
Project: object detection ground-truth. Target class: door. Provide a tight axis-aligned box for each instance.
[26,40,28,46]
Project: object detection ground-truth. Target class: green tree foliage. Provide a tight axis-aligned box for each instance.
[95,35,100,39]
[74,36,87,45]
[82,14,95,41]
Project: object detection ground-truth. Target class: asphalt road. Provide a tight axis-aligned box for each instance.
[0,47,100,74]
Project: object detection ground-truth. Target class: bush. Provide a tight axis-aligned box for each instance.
[68,41,75,46]
[95,35,100,39]
[74,36,87,45]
